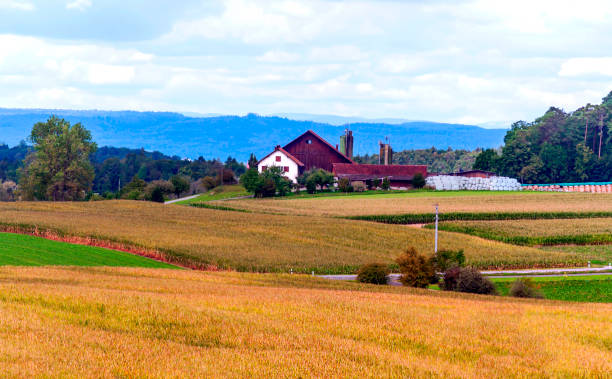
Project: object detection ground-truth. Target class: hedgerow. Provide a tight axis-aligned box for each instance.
[430,223,612,246]
[347,211,612,224]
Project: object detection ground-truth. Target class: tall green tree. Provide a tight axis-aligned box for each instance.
[19,117,97,201]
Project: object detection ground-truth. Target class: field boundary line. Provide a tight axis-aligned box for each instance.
[0,224,219,271]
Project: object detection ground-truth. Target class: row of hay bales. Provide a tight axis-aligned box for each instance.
[523,183,612,193]
[425,175,522,191]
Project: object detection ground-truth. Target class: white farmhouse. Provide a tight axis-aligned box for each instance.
[257,145,304,183]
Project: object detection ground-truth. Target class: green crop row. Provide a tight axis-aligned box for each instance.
[347,211,612,224]
[427,223,612,246]
[189,202,251,212]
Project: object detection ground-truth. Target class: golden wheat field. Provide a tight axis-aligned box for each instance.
[0,266,610,378]
[0,201,581,272]
[220,192,612,216]
[442,218,612,237]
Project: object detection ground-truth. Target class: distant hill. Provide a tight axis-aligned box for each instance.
[0,109,507,161]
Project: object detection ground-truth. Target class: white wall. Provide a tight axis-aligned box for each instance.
[257,151,300,183]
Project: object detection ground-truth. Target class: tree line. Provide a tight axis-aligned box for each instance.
[0,117,246,201]
[474,91,612,183]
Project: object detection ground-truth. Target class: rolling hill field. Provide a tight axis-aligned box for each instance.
[0,266,610,377]
[0,200,583,272]
[219,191,612,217]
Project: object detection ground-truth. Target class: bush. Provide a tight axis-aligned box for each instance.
[150,187,165,203]
[441,266,461,291]
[298,169,335,194]
[370,178,381,190]
[510,278,544,299]
[412,173,426,189]
[202,176,217,190]
[338,177,353,192]
[145,180,174,201]
[396,247,434,288]
[356,263,390,285]
[381,177,390,190]
[352,181,366,192]
[445,267,497,295]
[171,175,190,197]
[430,249,465,272]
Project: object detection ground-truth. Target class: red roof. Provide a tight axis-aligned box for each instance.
[283,130,355,164]
[332,163,427,180]
[257,146,305,166]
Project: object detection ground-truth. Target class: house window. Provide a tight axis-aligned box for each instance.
[306,139,312,144]
[284,166,289,172]
[276,156,281,162]
[262,166,267,171]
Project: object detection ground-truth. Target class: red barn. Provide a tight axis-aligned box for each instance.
[332,163,427,189]
[282,130,354,172]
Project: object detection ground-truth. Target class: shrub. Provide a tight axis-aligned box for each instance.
[170,175,190,197]
[441,266,462,291]
[150,187,165,203]
[338,177,352,192]
[430,249,465,272]
[370,178,381,190]
[356,263,390,285]
[145,180,174,201]
[396,247,434,288]
[381,177,390,190]
[510,278,544,299]
[352,181,366,192]
[412,173,426,189]
[202,176,217,190]
[455,267,497,295]
[298,169,335,194]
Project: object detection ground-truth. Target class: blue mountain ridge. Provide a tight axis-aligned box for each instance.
[0,109,507,161]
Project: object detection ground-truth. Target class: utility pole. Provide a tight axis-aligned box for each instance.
[434,203,439,255]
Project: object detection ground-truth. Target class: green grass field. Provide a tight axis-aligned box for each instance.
[492,275,612,303]
[174,185,249,204]
[0,232,178,268]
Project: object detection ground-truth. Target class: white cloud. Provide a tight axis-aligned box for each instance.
[0,0,35,11]
[559,58,612,77]
[256,50,300,63]
[66,0,92,11]
[87,64,135,84]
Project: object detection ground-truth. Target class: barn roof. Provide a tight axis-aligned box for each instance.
[332,163,427,180]
[283,130,354,164]
[257,145,305,166]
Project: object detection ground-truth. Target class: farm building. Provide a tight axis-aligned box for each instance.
[258,130,427,187]
[257,146,304,183]
[333,163,427,189]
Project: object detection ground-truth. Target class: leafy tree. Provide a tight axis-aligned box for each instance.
[120,176,146,199]
[381,177,390,190]
[261,166,291,196]
[412,173,425,189]
[170,175,190,197]
[19,117,97,201]
[240,168,260,192]
[145,180,174,202]
[298,169,334,194]
[247,153,258,169]
[473,149,499,172]
[337,177,353,192]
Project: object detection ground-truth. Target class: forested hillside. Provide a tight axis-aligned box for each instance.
[474,91,612,184]
[354,147,481,173]
[0,144,245,194]
[0,109,506,160]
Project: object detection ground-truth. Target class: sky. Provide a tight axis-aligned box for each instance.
[0,0,612,127]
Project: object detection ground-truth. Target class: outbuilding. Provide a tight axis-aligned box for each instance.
[257,146,304,183]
